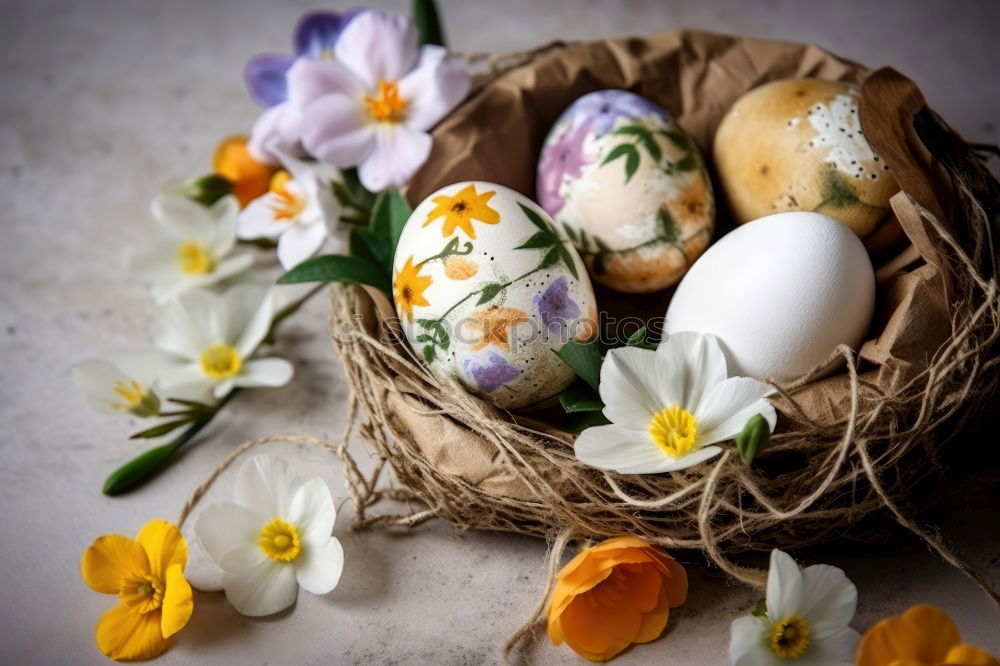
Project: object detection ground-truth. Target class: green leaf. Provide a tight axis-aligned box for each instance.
[566,411,611,434]
[476,282,505,305]
[517,202,551,233]
[515,230,556,250]
[555,339,602,391]
[676,153,698,172]
[278,254,391,293]
[736,414,771,464]
[557,245,580,280]
[103,443,180,495]
[656,208,680,244]
[422,345,436,363]
[342,167,376,211]
[660,128,692,151]
[129,418,194,440]
[538,246,561,270]
[412,0,445,46]
[751,599,768,618]
[188,174,233,207]
[349,227,384,266]
[560,380,604,413]
[561,223,579,244]
[239,237,278,250]
[601,144,641,183]
[371,188,412,254]
[615,125,662,162]
[625,327,656,350]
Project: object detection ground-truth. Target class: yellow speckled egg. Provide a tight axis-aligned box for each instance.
[713,78,904,253]
[537,89,715,293]
[392,181,598,409]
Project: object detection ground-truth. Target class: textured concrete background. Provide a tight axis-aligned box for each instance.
[1,0,998,664]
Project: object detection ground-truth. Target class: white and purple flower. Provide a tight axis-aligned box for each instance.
[569,89,668,135]
[534,277,581,336]
[461,351,520,393]
[537,120,592,215]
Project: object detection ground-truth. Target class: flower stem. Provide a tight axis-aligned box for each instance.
[103,389,241,496]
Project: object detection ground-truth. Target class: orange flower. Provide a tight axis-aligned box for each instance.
[213,135,277,207]
[423,184,500,239]
[856,605,999,666]
[548,536,687,662]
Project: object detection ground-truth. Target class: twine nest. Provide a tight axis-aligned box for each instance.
[327,32,1000,589]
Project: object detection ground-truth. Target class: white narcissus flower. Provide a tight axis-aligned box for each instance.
[575,331,777,473]
[237,150,344,270]
[151,284,294,399]
[730,550,859,665]
[72,353,173,417]
[194,455,344,616]
[128,193,253,302]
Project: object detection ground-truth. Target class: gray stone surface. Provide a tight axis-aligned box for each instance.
[1,0,998,664]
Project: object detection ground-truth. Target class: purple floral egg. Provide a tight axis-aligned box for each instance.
[537,89,716,293]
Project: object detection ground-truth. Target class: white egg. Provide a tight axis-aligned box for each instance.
[392,181,598,409]
[665,212,875,382]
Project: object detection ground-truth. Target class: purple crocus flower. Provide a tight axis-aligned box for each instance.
[537,119,592,215]
[245,10,363,108]
[461,352,520,393]
[566,89,669,135]
[533,277,580,335]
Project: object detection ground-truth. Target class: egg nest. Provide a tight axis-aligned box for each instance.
[327,31,1000,592]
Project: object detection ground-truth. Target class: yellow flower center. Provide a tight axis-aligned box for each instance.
[259,518,301,562]
[364,79,407,123]
[648,405,697,458]
[119,573,164,614]
[199,344,242,379]
[268,170,307,221]
[177,241,215,275]
[111,379,159,417]
[770,615,811,659]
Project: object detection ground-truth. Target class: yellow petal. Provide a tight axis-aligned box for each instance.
[136,520,187,580]
[903,605,963,662]
[858,605,962,666]
[81,535,149,594]
[943,644,1000,666]
[160,564,193,639]
[560,589,642,661]
[95,604,169,662]
[633,583,671,644]
[616,562,662,613]
[645,549,688,607]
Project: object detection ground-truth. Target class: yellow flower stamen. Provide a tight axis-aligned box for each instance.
[268,170,307,221]
[364,79,407,123]
[770,615,811,659]
[199,344,242,379]
[259,518,301,562]
[111,379,160,417]
[648,405,697,458]
[119,573,164,614]
[177,241,215,275]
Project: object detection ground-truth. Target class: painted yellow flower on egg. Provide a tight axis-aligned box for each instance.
[394,256,433,322]
[423,184,501,239]
[80,519,193,661]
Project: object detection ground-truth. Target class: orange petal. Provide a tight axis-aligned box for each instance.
[81,535,149,595]
[633,583,671,644]
[160,564,193,639]
[858,605,963,666]
[857,617,923,666]
[95,603,169,661]
[212,135,274,207]
[943,644,1000,666]
[616,562,662,613]
[135,520,187,580]
[645,549,688,607]
[551,550,655,619]
[903,605,963,662]
[559,589,642,661]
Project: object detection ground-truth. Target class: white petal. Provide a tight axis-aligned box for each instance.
[156,363,212,396]
[599,346,682,430]
[232,358,294,389]
[398,45,470,131]
[238,195,294,239]
[334,10,419,89]
[209,253,254,284]
[798,564,857,637]
[276,222,327,269]
[656,331,729,410]
[194,501,262,564]
[286,57,365,108]
[233,286,275,357]
[151,192,214,241]
[150,289,215,359]
[219,543,266,573]
[233,454,301,521]
[795,626,860,665]
[694,377,777,446]
[109,350,184,388]
[207,195,240,256]
[299,93,378,169]
[729,615,770,666]
[575,424,666,474]
[73,359,133,415]
[222,558,299,617]
[656,445,723,472]
[295,538,344,595]
[127,241,182,284]
[288,478,335,547]
[357,124,431,192]
[766,549,803,623]
[247,102,303,164]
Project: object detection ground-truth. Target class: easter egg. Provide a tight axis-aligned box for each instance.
[665,211,875,383]
[713,79,903,253]
[537,89,714,293]
[392,181,598,409]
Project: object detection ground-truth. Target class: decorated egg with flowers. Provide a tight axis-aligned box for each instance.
[537,89,715,293]
[392,181,598,409]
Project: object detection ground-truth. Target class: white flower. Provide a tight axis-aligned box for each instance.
[575,331,777,473]
[72,353,173,417]
[729,550,859,665]
[151,283,294,399]
[128,193,253,302]
[194,455,344,616]
[237,150,344,270]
